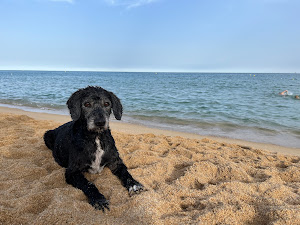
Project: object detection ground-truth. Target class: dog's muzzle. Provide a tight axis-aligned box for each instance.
[94,120,106,128]
[88,118,109,132]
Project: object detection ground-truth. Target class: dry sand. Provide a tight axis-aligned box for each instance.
[0,108,300,224]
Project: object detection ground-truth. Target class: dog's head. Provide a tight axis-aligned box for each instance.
[67,86,123,132]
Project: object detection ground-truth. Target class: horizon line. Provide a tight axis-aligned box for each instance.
[0,68,298,74]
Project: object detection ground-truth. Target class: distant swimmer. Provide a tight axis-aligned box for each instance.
[279,90,299,99]
[279,90,288,95]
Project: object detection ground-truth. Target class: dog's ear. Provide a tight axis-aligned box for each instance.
[108,91,123,120]
[67,89,83,121]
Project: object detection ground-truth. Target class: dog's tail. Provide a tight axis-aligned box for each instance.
[44,130,55,150]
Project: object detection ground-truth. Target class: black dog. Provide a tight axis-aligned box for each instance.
[44,86,144,212]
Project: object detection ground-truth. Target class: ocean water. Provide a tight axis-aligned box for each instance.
[0,70,299,148]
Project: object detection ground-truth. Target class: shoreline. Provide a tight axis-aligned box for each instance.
[0,105,299,156]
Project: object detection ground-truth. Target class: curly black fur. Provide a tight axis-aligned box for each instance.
[44,86,144,212]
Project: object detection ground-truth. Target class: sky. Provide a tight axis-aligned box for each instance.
[0,0,299,73]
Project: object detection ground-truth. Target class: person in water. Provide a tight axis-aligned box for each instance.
[278,90,299,99]
[279,90,288,95]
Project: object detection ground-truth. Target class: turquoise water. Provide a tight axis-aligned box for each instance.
[0,71,299,148]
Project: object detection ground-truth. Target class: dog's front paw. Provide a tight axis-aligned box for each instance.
[89,197,110,212]
[128,183,144,196]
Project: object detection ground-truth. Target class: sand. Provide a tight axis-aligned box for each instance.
[0,109,300,224]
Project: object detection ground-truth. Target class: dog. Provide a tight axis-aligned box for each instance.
[44,86,144,212]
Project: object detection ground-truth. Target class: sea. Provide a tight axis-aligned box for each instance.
[0,70,299,148]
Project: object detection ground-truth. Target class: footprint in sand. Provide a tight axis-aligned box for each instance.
[165,162,193,184]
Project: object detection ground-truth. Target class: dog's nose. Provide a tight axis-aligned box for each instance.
[95,120,106,127]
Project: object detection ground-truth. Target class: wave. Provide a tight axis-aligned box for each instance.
[123,113,300,148]
[0,102,68,115]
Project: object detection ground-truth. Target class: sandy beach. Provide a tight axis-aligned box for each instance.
[0,107,299,224]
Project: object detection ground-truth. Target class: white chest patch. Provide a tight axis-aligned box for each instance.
[89,138,105,174]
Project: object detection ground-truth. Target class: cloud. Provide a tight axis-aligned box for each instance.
[105,0,159,9]
[50,0,74,3]
[258,0,291,3]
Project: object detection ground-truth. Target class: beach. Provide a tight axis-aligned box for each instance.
[0,107,300,224]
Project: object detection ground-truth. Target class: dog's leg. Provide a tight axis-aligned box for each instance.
[65,169,110,212]
[108,157,144,196]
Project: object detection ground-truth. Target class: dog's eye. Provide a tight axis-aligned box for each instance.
[84,102,91,108]
[104,102,110,107]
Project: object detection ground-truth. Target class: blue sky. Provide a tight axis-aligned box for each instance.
[0,0,299,72]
